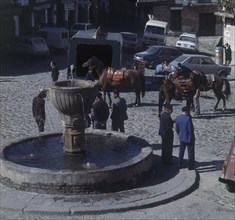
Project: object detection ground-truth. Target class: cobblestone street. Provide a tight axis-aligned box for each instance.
[0,49,235,219]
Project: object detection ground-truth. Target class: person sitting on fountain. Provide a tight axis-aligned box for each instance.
[32,88,47,132]
[91,92,110,130]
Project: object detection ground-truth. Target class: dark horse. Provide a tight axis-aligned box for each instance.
[158,69,231,117]
[82,56,145,106]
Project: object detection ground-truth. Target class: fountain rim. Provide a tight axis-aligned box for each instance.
[0,131,152,173]
[49,80,98,90]
[0,130,153,193]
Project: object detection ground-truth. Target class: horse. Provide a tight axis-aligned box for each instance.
[82,56,145,106]
[158,68,231,117]
[200,74,231,111]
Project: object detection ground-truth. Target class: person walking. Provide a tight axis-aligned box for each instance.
[224,43,232,66]
[110,89,128,133]
[159,104,174,165]
[193,87,200,115]
[91,92,110,130]
[32,88,47,132]
[50,61,59,82]
[175,106,195,170]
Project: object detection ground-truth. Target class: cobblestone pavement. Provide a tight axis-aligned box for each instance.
[0,50,235,219]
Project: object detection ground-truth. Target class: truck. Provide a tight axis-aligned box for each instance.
[67,28,122,78]
[143,19,168,47]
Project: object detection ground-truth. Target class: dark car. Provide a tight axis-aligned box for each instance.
[169,54,231,77]
[133,46,182,69]
[219,139,235,192]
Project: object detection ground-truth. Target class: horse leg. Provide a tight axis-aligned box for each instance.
[158,87,166,118]
[213,96,221,111]
[221,95,226,112]
[107,91,112,106]
[134,90,141,107]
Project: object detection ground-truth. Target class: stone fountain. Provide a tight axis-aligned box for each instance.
[0,79,153,194]
[49,80,97,153]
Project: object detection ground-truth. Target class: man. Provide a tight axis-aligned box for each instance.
[91,92,109,130]
[159,104,174,165]
[50,61,59,82]
[110,89,128,133]
[32,88,47,132]
[177,63,191,79]
[224,43,232,66]
[175,106,195,170]
[155,61,168,75]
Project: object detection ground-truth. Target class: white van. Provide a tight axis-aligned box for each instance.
[143,20,168,46]
[7,36,50,56]
[35,27,69,50]
[70,23,94,37]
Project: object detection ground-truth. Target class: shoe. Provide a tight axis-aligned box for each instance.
[188,167,194,170]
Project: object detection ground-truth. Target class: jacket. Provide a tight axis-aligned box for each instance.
[175,114,194,143]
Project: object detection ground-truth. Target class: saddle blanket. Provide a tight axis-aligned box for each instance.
[107,67,124,81]
[173,76,194,92]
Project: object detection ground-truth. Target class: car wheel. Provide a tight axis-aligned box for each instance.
[226,182,235,192]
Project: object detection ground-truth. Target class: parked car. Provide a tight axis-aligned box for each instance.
[168,54,231,77]
[120,32,139,50]
[133,46,182,69]
[176,32,199,52]
[219,139,235,192]
[70,23,94,37]
[7,36,50,57]
[34,27,69,50]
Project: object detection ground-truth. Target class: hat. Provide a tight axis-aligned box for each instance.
[182,106,190,112]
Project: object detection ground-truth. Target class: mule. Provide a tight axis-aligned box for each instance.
[200,74,231,111]
[82,56,145,106]
[158,69,231,117]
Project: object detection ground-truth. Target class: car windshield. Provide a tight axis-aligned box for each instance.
[33,38,46,46]
[173,55,188,63]
[146,46,158,53]
[122,34,137,41]
[179,36,196,43]
[145,26,164,35]
[72,24,86,30]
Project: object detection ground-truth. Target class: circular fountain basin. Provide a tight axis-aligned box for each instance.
[0,130,153,194]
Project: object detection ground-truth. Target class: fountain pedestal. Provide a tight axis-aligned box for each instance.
[61,113,85,153]
[49,80,98,153]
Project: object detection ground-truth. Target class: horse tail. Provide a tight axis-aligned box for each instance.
[140,73,145,97]
[222,78,231,100]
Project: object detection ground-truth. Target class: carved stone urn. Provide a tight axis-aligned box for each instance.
[49,80,98,153]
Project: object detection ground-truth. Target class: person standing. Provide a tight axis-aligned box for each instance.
[224,43,232,66]
[110,89,128,133]
[175,106,195,170]
[91,92,110,130]
[159,104,174,165]
[193,87,200,115]
[32,88,47,132]
[50,61,59,82]
[85,68,95,81]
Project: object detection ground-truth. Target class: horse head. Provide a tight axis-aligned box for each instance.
[82,56,98,69]
[82,56,106,77]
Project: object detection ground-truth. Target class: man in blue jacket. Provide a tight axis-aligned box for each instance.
[175,106,195,170]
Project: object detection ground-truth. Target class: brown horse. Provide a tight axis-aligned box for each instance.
[158,70,231,117]
[82,56,145,106]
